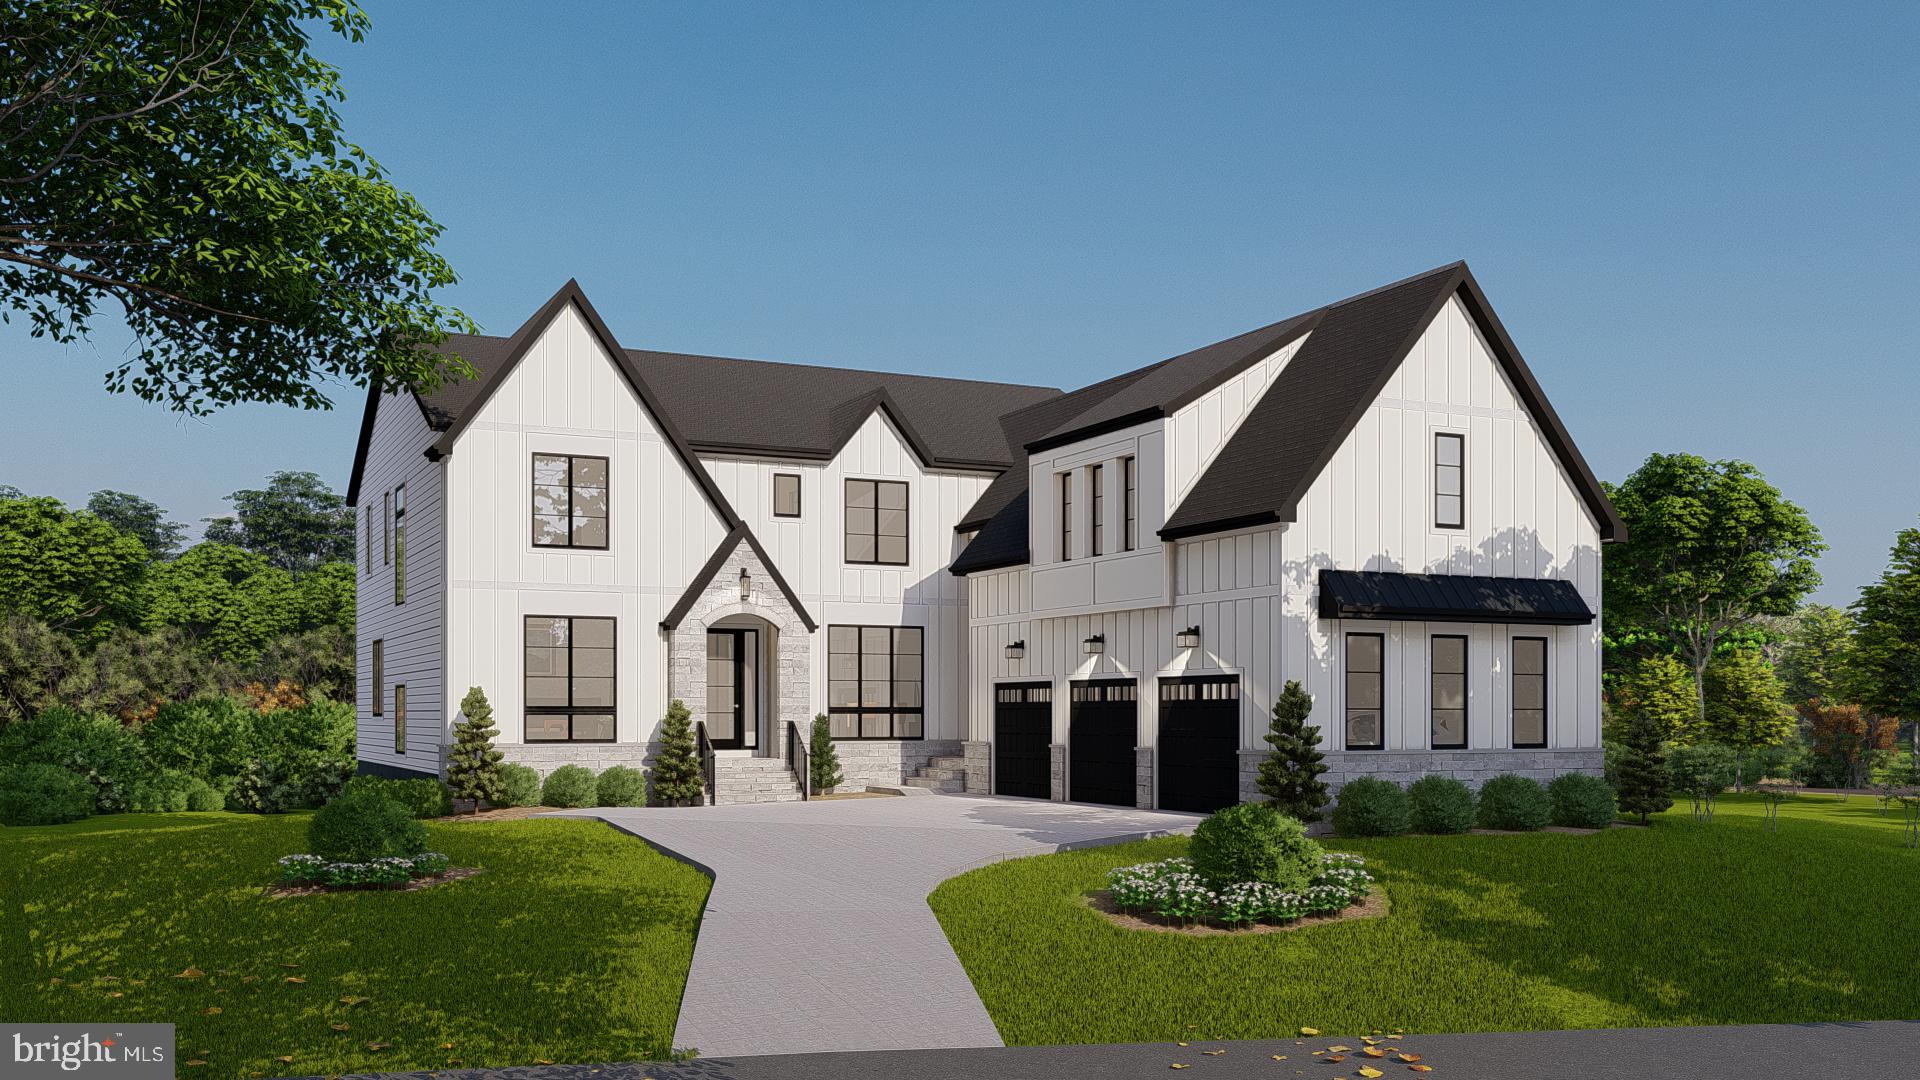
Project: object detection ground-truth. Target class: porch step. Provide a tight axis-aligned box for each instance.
[901,775,965,793]
[916,766,967,782]
[928,755,965,770]
[709,754,805,805]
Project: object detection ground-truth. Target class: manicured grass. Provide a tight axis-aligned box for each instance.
[2,812,710,1077]
[929,793,1920,1045]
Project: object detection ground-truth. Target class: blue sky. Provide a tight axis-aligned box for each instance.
[3,2,1914,603]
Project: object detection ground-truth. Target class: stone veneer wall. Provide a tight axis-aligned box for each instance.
[827,739,963,792]
[498,742,656,779]
[962,740,990,797]
[1048,743,1066,801]
[1235,747,1606,805]
[1135,746,1154,809]
[665,538,812,764]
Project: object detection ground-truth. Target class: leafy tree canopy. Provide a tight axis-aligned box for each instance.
[201,470,353,573]
[0,0,475,413]
[141,541,350,664]
[1770,604,1859,707]
[86,489,187,559]
[1852,520,1920,733]
[0,496,150,638]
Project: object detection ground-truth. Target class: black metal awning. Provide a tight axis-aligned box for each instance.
[1317,569,1595,626]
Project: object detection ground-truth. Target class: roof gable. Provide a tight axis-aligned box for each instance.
[660,524,818,632]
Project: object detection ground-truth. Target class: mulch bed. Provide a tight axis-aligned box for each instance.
[264,867,483,899]
[1085,887,1389,937]
[434,805,552,822]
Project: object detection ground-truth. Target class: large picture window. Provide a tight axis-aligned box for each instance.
[1512,637,1548,749]
[1345,632,1385,750]
[827,625,924,739]
[1122,455,1137,551]
[1435,432,1465,529]
[844,479,908,565]
[1430,635,1467,749]
[532,454,609,549]
[524,616,616,742]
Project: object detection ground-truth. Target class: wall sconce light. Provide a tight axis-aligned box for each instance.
[1175,625,1201,650]
[1004,639,1025,660]
[739,567,752,602]
[1082,634,1105,656]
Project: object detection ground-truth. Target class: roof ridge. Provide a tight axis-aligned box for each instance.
[627,345,1060,393]
[1322,260,1467,310]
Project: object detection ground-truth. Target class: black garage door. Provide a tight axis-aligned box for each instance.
[1158,675,1241,813]
[994,683,1052,799]
[1070,680,1137,807]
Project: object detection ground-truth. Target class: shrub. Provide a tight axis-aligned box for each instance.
[1549,773,1618,829]
[597,765,648,807]
[447,687,506,809]
[1407,775,1477,834]
[0,706,153,812]
[1668,742,1738,821]
[1258,680,1330,822]
[807,712,844,796]
[1332,777,1411,837]
[1615,708,1674,823]
[1477,774,1553,831]
[0,763,95,825]
[340,775,453,818]
[307,789,429,863]
[145,695,256,784]
[1105,852,1375,926]
[1188,802,1323,890]
[648,701,705,806]
[128,770,197,813]
[277,851,451,890]
[542,764,598,808]
[184,777,225,812]
[497,763,541,807]
[251,699,354,791]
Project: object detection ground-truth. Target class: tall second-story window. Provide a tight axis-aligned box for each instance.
[382,491,391,564]
[1089,463,1105,556]
[533,454,609,549]
[392,484,406,606]
[1435,432,1465,529]
[1058,472,1073,560]
[1122,455,1137,551]
[363,505,372,571]
[845,479,908,565]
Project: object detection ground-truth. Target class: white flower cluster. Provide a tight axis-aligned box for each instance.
[276,851,451,888]
[1106,851,1373,926]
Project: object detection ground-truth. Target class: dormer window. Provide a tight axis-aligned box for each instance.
[1434,432,1465,529]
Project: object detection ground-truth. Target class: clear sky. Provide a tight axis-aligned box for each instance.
[2,2,1914,604]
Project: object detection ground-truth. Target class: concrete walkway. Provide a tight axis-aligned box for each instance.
[552,794,1201,1057]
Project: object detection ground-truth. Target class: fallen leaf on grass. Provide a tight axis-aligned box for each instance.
[173,968,205,980]
[441,1042,454,1050]
[283,976,306,984]
[184,1061,206,1067]
[106,991,123,998]
[274,1056,293,1064]
[338,995,369,1006]
[280,963,300,969]
[329,1024,349,1033]
[202,1007,221,1016]
[241,976,259,984]
[48,977,62,985]
[1176,1041,1189,1046]
[1300,1027,1321,1036]
[1396,1054,1421,1063]
[534,1059,555,1066]
[364,1042,390,1052]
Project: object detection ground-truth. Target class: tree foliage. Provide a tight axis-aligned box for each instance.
[1852,520,1920,751]
[1614,707,1674,824]
[0,496,150,639]
[447,686,505,811]
[1772,604,1860,708]
[1702,649,1795,789]
[85,490,186,559]
[201,471,354,573]
[1612,653,1700,743]
[1805,701,1900,789]
[809,712,844,794]
[647,700,705,807]
[1258,680,1329,822]
[0,0,476,413]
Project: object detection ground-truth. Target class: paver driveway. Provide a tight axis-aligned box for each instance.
[553,793,1201,1057]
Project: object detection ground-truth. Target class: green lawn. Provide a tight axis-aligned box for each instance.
[1,812,710,1077]
[930,793,1920,1045]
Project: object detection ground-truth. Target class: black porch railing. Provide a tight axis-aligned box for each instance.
[786,719,810,802]
[694,719,715,806]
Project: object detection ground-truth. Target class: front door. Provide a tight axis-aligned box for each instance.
[706,629,760,751]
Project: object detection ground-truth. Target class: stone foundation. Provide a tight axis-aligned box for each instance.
[962,740,990,797]
[1135,746,1154,809]
[826,739,962,792]
[1049,743,1066,801]
[499,742,657,779]
[1236,747,1606,804]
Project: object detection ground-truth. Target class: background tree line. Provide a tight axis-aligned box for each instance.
[0,471,356,724]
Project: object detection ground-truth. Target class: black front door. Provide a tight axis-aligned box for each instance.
[1158,675,1240,813]
[993,682,1052,799]
[1070,680,1137,807]
[705,629,759,750]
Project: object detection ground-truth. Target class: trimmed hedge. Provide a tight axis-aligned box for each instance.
[596,765,648,807]
[1478,774,1554,831]
[1188,803,1324,890]
[1549,773,1618,829]
[307,790,429,863]
[1407,775,1477,834]
[1332,777,1411,837]
[0,763,96,825]
[339,775,453,819]
[541,765,598,809]
[497,763,541,807]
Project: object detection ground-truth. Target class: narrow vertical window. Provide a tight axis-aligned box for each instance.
[532,454,610,548]
[393,684,407,753]
[363,505,372,571]
[1058,472,1073,560]
[1089,463,1105,556]
[773,473,801,517]
[1512,637,1548,748]
[1435,432,1465,529]
[371,639,384,716]
[1122,455,1137,551]
[1345,632,1385,750]
[392,483,407,606]
[382,490,391,564]
[1430,635,1468,749]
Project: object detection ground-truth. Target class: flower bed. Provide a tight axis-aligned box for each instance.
[1104,852,1374,929]
[276,851,454,890]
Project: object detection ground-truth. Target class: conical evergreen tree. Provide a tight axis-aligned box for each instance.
[447,686,506,811]
[1258,680,1330,822]
[648,699,706,807]
[1616,706,1675,824]
[809,713,845,794]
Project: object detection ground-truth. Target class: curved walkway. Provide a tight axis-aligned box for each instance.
[554,794,1201,1057]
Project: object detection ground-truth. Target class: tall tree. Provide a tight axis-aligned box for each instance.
[201,471,353,573]
[0,496,149,640]
[1614,707,1674,824]
[1258,680,1330,822]
[1613,653,1701,743]
[85,490,186,559]
[1853,520,1920,758]
[1772,604,1859,708]
[1603,453,1823,730]
[1702,649,1796,789]
[140,542,296,663]
[0,0,475,413]
[447,687,505,812]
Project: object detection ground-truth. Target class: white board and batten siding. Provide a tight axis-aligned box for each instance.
[354,392,447,775]
[441,303,731,748]
[699,411,993,740]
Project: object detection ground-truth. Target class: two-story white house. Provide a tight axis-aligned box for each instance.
[347,261,1622,808]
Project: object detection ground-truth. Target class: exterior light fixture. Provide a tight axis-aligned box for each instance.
[1175,625,1201,650]
[739,567,752,602]
[1083,634,1105,656]
[1005,639,1025,660]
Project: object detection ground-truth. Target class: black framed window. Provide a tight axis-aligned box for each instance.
[773,473,802,517]
[1122,455,1137,551]
[393,684,406,754]
[382,490,391,564]
[997,683,1051,704]
[1058,472,1073,560]
[1089,463,1105,556]
[1345,632,1385,750]
[844,479,908,565]
[392,483,406,606]
[524,616,616,742]
[363,505,372,571]
[371,639,384,716]
[1512,637,1548,748]
[533,454,609,549]
[827,625,923,739]
[1430,635,1467,749]
[1435,432,1465,529]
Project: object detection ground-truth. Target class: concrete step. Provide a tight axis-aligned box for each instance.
[928,755,965,770]
[901,776,965,793]
[914,766,967,782]
[713,790,803,805]
[713,758,792,772]
[714,780,802,794]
